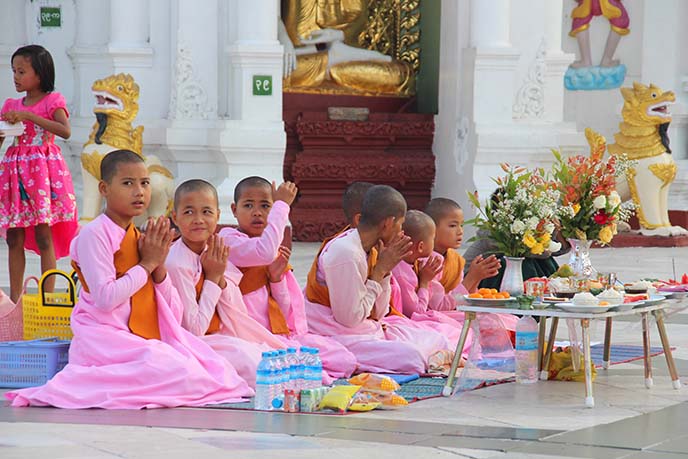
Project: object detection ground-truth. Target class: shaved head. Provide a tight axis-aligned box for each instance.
[425,198,462,225]
[100,149,144,183]
[402,210,435,242]
[359,185,407,228]
[342,181,374,224]
[234,176,271,203]
[174,179,218,210]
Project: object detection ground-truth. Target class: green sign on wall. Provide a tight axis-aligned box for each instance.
[252,75,272,96]
[40,7,61,28]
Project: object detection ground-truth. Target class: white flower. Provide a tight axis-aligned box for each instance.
[548,240,562,253]
[527,216,539,230]
[511,220,526,234]
[544,223,555,234]
[607,191,621,207]
[593,195,606,209]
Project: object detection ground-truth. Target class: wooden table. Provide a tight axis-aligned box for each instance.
[442,300,685,407]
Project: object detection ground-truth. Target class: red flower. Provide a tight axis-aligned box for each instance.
[594,210,611,225]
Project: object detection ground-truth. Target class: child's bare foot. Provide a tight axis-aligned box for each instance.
[600,57,620,67]
[570,59,592,69]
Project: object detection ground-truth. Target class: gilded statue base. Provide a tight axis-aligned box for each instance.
[283,92,435,242]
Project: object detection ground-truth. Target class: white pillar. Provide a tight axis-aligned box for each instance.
[543,0,575,122]
[226,0,282,122]
[107,0,153,70]
[218,0,285,223]
[168,0,218,123]
[68,0,111,118]
[0,0,27,109]
[470,0,511,48]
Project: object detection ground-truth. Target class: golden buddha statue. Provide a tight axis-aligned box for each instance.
[279,0,415,96]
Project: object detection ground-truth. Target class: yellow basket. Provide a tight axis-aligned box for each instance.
[22,269,77,341]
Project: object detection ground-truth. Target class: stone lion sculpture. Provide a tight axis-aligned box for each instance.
[608,81,687,236]
[79,73,174,226]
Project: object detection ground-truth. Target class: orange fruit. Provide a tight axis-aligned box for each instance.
[468,293,483,299]
[500,292,510,298]
[478,288,490,295]
[490,289,498,295]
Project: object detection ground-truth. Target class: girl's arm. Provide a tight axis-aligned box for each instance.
[2,108,70,139]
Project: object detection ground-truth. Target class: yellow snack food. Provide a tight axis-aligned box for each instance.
[318,385,361,412]
[348,373,401,392]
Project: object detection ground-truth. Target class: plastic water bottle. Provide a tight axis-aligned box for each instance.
[515,316,539,384]
[268,351,284,410]
[285,347,299,391]
[299,347,312,389]
[254,352,272,410]
[276,349,288,392]
[310,348,323,388]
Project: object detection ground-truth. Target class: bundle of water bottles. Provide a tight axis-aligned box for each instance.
[254,346,324,411]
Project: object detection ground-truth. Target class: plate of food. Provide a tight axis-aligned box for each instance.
[543,296,568,304]
[609,301,644,312]
[555,292,614,313]
[463,294,517,307]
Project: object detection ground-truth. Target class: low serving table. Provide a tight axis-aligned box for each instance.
[442,300,685,407]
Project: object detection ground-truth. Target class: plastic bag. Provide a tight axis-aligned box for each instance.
[453,315,515,395]
[548,346,597,382]
[318,385,360,412]
[347,373,400,392]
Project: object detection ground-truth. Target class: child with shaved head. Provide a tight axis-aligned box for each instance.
[305,185,446,374]
[425,197,518,342]
[220,176,357,381]
[166,179,287,387]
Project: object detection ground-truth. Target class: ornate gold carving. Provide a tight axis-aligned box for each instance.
[81,152,105,181]
[358,0,421,73]
[649,162,677,187]
[584,127,606,160]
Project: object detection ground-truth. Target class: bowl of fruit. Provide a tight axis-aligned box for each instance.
[464,288,517,307]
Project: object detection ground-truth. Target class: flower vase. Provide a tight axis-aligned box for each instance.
[500,257,525,297]
[567,238,597,279]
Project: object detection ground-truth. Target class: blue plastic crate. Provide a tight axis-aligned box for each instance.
[0,338,70,388]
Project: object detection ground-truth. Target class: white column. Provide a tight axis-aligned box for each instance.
[0,0,27,109]
[470,0,511,48]
[226,0,282,121]
[543,0,575,122]
[218,0,285,223]
[168,0,218,123]
[68,0,111,118]
[107,0,153,69]
[468,0,519,124]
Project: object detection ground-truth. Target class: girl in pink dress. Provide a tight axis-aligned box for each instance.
[0,45,78,302]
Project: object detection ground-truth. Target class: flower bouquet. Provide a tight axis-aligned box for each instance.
[467,164,561,258]
[550,129,635,245]
[467,164,561,295]
[550,129,635,278]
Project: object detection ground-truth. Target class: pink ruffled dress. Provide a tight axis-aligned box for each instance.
[0,92,78,258]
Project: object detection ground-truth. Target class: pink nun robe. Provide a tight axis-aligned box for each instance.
[382,276,452,360]
[429,251,518,349]
[6,214,252,409]
[304,228,430,375]
[391,261,474,357]
[219,201,357,380]
[166,238,290,387]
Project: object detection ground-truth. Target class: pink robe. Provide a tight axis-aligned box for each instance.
[6,214,252,409]
[304,229,430,374]
[166,239,289,387]
[219,201,357,380]
[391,261,473,357]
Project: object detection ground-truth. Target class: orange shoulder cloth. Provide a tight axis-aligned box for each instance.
[439,249,466,294]
[72,224,160,340]
[239,265,291,335]
[194,272,221,335]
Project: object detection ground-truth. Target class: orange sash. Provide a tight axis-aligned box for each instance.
[71,224,160,340]
[239,266,291,335]
[194,272,221,335]
[305,228,403,318]
[439,249,466,294]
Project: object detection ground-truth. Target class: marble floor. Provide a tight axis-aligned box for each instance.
[1,242,687,458]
